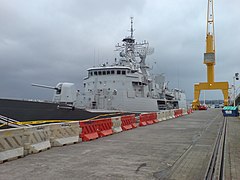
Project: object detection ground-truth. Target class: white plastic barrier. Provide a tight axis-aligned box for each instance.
[0,128,24,163]
[163,111,168,120]
[166,110,172,119]
[165,110,172,120]
[170,109,175,118]
[23,125,51,155]
[49,122,80,147]
[79,125,82,142]
[162,111,167,121]
[182,108,188,115]
[157,112,165,121]
[157,112,164,121]
[111,116,122,133]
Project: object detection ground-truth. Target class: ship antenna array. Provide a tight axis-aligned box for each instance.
[130,17,134,38]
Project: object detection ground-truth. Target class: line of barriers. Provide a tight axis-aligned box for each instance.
[0,108,193,163]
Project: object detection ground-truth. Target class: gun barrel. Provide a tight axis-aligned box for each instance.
[32,83,57,90]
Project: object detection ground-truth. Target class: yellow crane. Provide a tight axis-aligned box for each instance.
[192,0,229,110]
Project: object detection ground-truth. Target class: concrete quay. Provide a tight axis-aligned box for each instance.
[0,109,239,180]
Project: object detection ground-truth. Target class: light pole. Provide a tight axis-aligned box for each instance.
[233,72,239,106]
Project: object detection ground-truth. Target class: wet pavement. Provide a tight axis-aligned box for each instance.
[0,109,239,180]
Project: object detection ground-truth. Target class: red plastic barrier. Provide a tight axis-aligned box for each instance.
[96,118,113,137]
[187,108,193,114]
[80,118,113,141]
[139,113,158,126]
[121,114,137,131]
[174,109,183,118]
[139,114,148,126]
[146,114,154,125]
[140,114,150,126]
[80,121,99,141]
[149,113,159,123]
[174,110,179,117]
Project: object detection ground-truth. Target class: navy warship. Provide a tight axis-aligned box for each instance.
[0,18,187,127]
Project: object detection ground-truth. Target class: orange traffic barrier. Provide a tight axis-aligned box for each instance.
[146,114,154,125]
[80,118,114,141]
[139,113,158,126]
[187,108,193,114]
[96,118,113,137]
[149,113,159,123]
[139,113,148,126]
[174,109,183,118]
[121,114,137,131]
[79,121,99,141]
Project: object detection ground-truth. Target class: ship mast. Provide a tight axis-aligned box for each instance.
[130,17,134,38]
[115,17,153,71]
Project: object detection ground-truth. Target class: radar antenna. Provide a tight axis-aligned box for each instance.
[130,17,134,38]
[115,17,153,69]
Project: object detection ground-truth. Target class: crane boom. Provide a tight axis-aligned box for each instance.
[204,0,215,83]
[206,0,215,53]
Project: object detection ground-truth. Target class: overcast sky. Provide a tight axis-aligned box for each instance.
[0,0,239,101]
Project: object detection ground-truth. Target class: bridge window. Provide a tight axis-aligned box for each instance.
[111,70,115,74]
[117,70,121,75]
[103,71,106,75]
[98,71,102,75]
[94,71,97,75]
[122,70,126,75]
[107,71,110,75]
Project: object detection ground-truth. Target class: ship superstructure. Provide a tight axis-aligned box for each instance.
[0,18,187,126]
[77,17,187,112]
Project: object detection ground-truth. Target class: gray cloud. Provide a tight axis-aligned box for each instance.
[0,0,239,101]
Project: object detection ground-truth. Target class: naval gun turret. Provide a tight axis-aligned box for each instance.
[32,83,77,109]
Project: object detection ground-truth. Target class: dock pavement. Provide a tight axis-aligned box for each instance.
[0,109,239,180]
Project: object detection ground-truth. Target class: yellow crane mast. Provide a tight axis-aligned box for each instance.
[192,0,229,110]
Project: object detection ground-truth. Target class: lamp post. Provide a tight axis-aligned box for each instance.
[233,73,239,106]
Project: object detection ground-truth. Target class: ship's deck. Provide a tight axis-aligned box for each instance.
[1,109,239,179]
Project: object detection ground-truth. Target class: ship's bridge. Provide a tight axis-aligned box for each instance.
[84,66,136,79]
[87,66,131,71]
